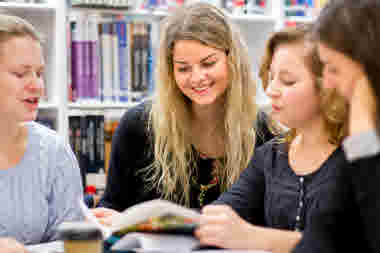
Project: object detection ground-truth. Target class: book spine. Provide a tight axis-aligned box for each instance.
[141,23,149,98]
[83,18,91,101]
[116,20,129,102]
[112,22,120,102]
[101,23,114,103]
[96,115,105,172]
[88,16,100,101]
[86,115,97,173]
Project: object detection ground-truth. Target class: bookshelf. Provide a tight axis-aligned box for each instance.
[2,1,327,188]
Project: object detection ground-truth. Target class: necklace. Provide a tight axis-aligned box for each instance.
[191,153,223,207]
[289,135,336,175]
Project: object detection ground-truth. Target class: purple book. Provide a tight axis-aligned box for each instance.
[71,20,86,102]
[88,17,100,101]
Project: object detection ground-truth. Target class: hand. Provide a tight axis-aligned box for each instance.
[194,205,260,250]
[0,238,28,253]
[91,207,121,226]
[349,76,377,135]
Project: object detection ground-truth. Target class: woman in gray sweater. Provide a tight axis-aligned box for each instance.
[0,14,83,251]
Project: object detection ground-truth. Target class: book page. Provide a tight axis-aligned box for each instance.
[110,199,200,234]
[111,232,199,252]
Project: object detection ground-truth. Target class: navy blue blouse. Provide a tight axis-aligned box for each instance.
[215,140,348,232]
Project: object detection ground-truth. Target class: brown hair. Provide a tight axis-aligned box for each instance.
[312,0,380,136]
[259,24,348,145]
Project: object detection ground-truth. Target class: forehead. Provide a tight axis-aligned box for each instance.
[271,42,309,72]
[0,36,44,65]
[172,40,222,62]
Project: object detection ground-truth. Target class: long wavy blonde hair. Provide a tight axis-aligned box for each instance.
[259,24,348,146]
[143,2,258,206]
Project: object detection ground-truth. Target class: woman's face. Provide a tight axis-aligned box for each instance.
[0,36,45,123]
[266,42,321,129]
[318,42,365,101]
[172,40,229,108]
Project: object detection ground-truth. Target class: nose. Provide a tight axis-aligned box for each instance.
[265,79,281,99]
[189,65,206,84]
[26,72,45,96]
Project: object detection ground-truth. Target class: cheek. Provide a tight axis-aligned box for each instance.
[174,73,187,89]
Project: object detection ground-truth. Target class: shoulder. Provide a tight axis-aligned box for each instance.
[249,139,282,168]
[255,138,282,157]
[26,121,65,150]
[118,100,152,133]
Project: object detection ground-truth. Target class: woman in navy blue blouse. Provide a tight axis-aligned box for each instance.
[195,24,350,252]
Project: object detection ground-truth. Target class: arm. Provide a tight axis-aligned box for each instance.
[98,103,152,211]
[213,144,269,225]
[196,205,301,253]
[0,238,27,253]
[43,138,84,242]
[350,155,380,252]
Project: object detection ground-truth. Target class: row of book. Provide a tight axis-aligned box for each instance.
[68,16,155,104]
[68,115,120,187]
[70,0,269,15]
[284,0,329,17]
[70,0,131,9]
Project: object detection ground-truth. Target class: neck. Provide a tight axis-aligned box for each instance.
[0,121,25,151]
[191,99,225,127]
[295,117,331,148]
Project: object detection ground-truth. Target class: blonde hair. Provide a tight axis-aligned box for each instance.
[0,14,42,47]
[144,2,258,206]
[259,24,348,145]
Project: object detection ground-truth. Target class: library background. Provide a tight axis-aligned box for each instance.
[0,0,328,200]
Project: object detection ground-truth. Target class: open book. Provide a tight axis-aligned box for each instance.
[80,198,200,239]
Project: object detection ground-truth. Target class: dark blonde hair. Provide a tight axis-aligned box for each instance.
[145,2,258,206]
[259,24,348,145]
[0,14,42,47]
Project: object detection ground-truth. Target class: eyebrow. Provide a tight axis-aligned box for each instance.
[17,64,45,70]
[173,53,217,65]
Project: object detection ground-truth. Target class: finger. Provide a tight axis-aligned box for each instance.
[196,226,226,248]
[98,216,114,227]
[199,212,232,226]
[202,205,233,214]
[91,208,119,218]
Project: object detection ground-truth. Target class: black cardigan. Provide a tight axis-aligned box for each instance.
[214,140,350,232]
[294,153,380,253]
[98,102,273,211]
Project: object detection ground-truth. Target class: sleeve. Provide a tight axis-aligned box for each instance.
[350,155,380,252]
[98,103,151,211]
[43,137,84,242]
[213,144,269,226]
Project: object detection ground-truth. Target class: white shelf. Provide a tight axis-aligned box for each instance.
[70,7,275,23]
[229,14,276,24]
[69,102,138,109]
[284,16,314,24]
[70,7,166,19]
[0,2,56,14]
[38,102,58,109]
